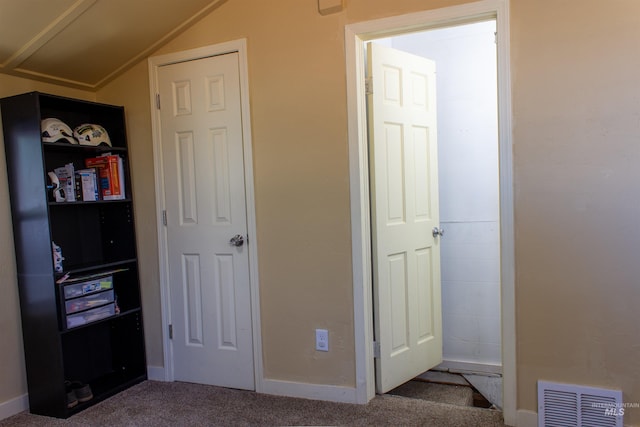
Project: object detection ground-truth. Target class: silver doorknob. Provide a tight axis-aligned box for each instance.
[229,234,245,247]
[432,227,445,238]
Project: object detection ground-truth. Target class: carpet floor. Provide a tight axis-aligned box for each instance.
[0,380,505,426]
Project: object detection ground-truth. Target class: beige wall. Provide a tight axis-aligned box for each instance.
[511,0,640,420]
[0,74,95,403]
[2,0,640,424]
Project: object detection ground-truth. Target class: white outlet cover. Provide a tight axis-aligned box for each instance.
[316,329,329,351]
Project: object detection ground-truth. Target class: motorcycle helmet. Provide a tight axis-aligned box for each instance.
[41,118,77,144]
[73,124,112,147]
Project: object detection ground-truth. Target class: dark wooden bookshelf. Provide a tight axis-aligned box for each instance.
[1,92,147,418]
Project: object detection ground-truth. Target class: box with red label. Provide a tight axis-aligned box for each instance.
[84,155,125,200]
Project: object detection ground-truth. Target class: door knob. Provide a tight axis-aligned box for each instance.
[432,227,445,238]
[229,234,245,247]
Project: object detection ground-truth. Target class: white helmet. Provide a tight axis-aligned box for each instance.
[73,124,112,147]
[41,118,77,144]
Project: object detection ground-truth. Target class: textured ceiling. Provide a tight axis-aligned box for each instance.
[0,0,226,90]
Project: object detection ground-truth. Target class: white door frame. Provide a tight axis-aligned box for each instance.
[148,39,263,392]
[345,1,515,425]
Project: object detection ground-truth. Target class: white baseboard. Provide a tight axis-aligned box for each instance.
[436,360,502,376]
[0,393,28,421]
[146,365,167,381]
[516,409,537,427]
[261,379,358,404]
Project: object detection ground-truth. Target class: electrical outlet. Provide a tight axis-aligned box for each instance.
[315,329,329,352]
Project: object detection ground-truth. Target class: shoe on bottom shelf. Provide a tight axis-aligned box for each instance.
[65,382,78,409]
[70,381,93,403]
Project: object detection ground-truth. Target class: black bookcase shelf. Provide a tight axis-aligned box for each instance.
[49,199,134,206]
[1,92,147,419]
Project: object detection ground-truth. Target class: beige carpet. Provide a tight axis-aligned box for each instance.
[0,380,505,426]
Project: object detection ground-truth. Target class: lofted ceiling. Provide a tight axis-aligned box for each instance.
[0,0,227,90]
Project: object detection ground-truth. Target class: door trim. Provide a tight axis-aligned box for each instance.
[148,39,263,392]
[345,1,515,424]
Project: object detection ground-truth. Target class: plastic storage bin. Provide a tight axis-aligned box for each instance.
[65,289,114,314]
[62,276,113,299]
[66,303,116,329]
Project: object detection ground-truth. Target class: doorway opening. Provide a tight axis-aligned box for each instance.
[345,0,514,424]
[372,19,502,409]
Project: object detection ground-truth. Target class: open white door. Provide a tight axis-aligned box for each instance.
[368,42,443,394]
[157,52,254,390]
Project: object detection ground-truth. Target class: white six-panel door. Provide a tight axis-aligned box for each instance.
[158,52,254,389]
[367,42,443,393]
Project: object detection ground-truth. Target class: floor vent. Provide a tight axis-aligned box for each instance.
[538,381,623,427]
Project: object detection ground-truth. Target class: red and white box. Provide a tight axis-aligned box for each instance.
[84,155,125,200]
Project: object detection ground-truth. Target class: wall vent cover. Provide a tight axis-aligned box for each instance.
[538,380,623,427]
